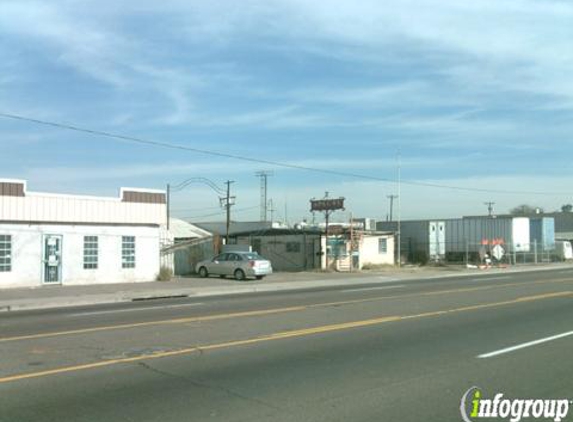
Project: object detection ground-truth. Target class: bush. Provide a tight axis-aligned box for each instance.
[157,266,174,281]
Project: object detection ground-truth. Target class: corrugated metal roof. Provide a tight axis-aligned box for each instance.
[169,218,211,239]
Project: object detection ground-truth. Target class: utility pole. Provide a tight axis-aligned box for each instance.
[166,183,170,231]
[324,191,330,270]
[268,199,275,223]
[221,180,235,245]
[387,194,398,221]
[484,201,495,217]
[397,151,402,268]
[255,171,273,222]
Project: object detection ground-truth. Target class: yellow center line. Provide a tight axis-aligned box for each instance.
[1,277,572,344]
[0,290,571,384]
[0,306,308,343]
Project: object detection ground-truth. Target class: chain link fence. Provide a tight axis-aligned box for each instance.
[399,239,561,266]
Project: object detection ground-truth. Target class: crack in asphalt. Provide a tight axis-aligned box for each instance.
[136,361,286,413]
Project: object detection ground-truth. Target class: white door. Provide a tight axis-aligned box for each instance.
[437,222,446,256]
[429,222,438,259]
[43,234,63,284]
[429,222,445,260]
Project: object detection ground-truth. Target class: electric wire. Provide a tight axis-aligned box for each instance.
[0,112,564,196]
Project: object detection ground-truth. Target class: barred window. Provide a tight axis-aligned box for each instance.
[378,238,388,254]
[0,235,11,272]
[122,236,136,269]
[83,236,98,269]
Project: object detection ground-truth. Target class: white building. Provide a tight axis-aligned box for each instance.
[0,179,167,288]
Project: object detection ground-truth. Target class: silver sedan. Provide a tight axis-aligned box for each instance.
[196,251,273,280]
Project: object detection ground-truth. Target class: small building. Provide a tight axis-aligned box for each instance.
[229,225,395,272]
[230,228,322,272]
[0,179,166,288]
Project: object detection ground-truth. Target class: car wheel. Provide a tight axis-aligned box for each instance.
[234,269,246,281]
[198,267,209,278]
[255,275,264,280]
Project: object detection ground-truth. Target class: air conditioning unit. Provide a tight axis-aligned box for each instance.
[364,218,376,231]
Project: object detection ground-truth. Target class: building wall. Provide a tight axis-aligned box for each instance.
[1,192,166,226]
[234,233,321,272]
[0,180,166,226]
[0,223,160,288]
[359,235,395,267]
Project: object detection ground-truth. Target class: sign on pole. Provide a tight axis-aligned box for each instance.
[310,198,345,212]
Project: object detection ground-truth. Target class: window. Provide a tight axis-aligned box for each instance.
[252,239,262,254]
[0,235,11,272]
[378,238,388,254]
[122,236,136,268]
[213,253,228,262]
[83,236,98,269]
[286,241,301,253]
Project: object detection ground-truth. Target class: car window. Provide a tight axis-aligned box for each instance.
[213,254,227,262]
[244,253,262,260]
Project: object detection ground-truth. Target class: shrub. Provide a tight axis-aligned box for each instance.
[157,266,174,281]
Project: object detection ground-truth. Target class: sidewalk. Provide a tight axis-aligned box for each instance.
[1,263,571,312]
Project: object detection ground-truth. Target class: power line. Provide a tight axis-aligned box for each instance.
[0,111,565,196]
[170,205,223,212]
[181,205,259,220]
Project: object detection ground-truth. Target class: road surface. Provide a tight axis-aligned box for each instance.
[1,268,572,421]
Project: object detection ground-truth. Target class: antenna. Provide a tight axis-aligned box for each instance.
[484,201,495,217]
[255,170,274,222]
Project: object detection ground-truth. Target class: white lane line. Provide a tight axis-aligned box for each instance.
[69,303,204,317]
[478,330,573,359]
[342,285,405,293]
[471,276,513,281]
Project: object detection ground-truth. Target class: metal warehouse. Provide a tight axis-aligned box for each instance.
[379,215,555,264]
[0,179,167,288]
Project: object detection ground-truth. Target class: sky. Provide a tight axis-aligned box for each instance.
[1,0,572,223]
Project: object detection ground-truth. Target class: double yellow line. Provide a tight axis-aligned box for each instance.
[1,290,570,384]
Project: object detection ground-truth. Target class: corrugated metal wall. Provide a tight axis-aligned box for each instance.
[0,193,166,225]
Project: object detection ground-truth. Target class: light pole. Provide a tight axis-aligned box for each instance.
[397,151,401,268]
[387,194,398,221]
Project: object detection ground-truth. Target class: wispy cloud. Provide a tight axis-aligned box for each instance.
[3,1,573,219]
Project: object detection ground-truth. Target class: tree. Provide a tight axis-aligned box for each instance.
[561,204,573,212]
[510,204,543,215]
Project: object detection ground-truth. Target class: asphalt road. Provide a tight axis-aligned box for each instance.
[1,268,573,422]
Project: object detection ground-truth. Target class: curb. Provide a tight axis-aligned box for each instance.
[2,264,571,312]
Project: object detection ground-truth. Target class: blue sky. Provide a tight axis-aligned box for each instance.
[1,0,572,223]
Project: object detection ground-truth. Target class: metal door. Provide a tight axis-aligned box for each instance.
[437,222,446,256]
[43,234,63,284]
[429,222,438,259]
[429,222,445,261]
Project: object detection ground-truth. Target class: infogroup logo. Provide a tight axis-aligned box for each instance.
[460,387,571,422]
